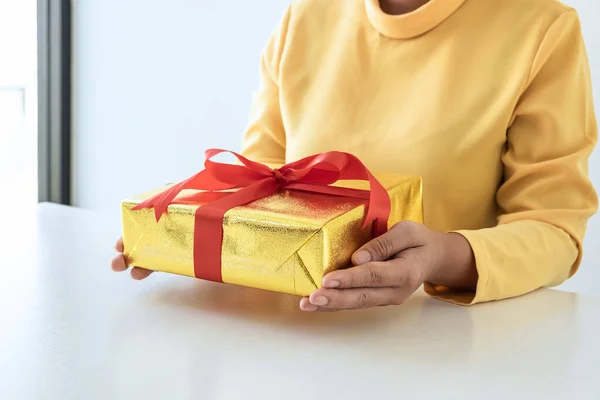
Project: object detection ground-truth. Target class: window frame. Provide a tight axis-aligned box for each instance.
[37,0,72,204]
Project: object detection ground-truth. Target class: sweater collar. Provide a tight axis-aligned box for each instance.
[365,0,467,39]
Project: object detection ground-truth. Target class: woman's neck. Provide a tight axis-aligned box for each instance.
[379,0,429,15]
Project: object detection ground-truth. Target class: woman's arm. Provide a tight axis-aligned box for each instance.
[240,6,291,165]
[426,10,598,304]
[301,10,597,312]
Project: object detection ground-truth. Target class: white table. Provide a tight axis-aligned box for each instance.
[1,203,599,400]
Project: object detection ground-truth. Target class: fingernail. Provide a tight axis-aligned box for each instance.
[303,304,318,312]
[311,296,329,306]
[354,250,371,264]
[324,279,340,288]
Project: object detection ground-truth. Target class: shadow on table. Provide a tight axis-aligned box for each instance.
[147,277,442,328]
[142,277,582,366]
[142,277,475,362]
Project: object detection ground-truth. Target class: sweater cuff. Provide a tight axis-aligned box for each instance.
[424,230,490,306]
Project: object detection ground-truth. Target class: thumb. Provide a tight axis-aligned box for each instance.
[352,221,423,265]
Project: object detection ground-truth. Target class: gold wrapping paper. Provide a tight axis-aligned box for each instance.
[121,174,423,296]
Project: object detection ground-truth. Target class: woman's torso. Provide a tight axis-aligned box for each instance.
[277,0,569,231]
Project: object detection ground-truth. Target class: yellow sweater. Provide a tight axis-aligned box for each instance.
[240,0,598,304]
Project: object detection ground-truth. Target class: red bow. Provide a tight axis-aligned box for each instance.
[134,149,391,282]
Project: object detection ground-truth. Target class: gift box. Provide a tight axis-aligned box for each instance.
[121,150,423,296]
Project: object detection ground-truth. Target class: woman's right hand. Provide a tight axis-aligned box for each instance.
[111,237,154,280]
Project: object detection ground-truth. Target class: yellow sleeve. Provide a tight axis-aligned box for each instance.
[240,6,291,164]
[425,10,598,305]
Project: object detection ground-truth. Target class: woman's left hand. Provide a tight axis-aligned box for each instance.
[300,221,478,312]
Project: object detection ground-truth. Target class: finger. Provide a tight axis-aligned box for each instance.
[352,220,422,265]
[131,267,154,280]
[111,254,128,272]
[115,237,124,252]
[309,288,406,310]
[299,297,337,312]
[322,261,404,289]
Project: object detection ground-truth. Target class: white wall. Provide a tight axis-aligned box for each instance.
[73,0,291,210]
[74,1,600,293]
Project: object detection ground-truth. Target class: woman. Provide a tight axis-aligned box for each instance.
[112,0,598,311]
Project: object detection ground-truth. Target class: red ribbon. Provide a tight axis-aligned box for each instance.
[133,149,391,283]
